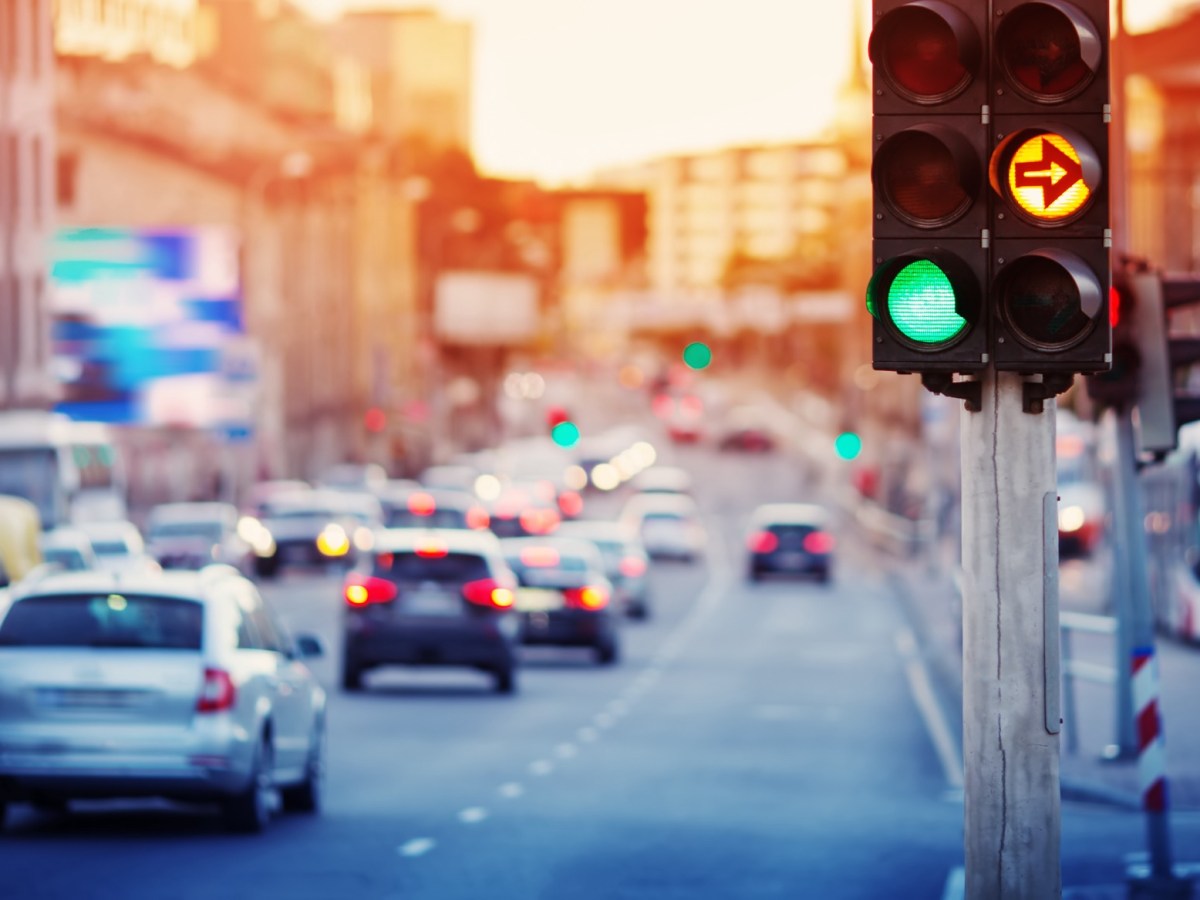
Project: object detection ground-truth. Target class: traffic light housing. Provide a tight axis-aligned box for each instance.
[869,0,1111,388]
[1084,273,1138,409]
[868,0,990,374]
[988,0,1111,374]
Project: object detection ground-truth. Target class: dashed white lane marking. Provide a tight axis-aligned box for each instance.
[397,838,436,858]
[498,782,524,799]
[593,712,615,729]
[529,759,554,776]
[895,628,964,789]
[577,726,599,743]
[607,699,629,716]
[458,807,489,824]
[555,742,578,759]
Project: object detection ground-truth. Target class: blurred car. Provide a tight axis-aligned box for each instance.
[0,565,326,833]
[620,493,707,562]
[1056,428,1105,559]
[340,529,520,694]
[38,528,98,572]
[555,520,652,619]
[500,536,620,664]
[379,486,490,532]
[75,520,159,578]
[746,503,834,583]
[246,489,368,579]
[318,463,388,496]
[145,503,253,573]
[486,482,562,539]
[629,465,693,497]
[664,395,705,444]
[419,465,479,493]
[715,406,780,453]
[241,480,311,519]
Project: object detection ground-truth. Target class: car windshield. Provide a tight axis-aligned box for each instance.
[386,509,467,529]
[90,540,131,556]
[0,594,203,649]
[373,551,490,585]
[149,521,224,542]
[43,548,89,571]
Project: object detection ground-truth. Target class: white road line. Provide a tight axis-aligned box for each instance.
[458,806,489,824]
[529,759,554,776]
[577,726,599,743]
[895,628,964,789]
[498,782,524,799]
[607,699,629,716]
[555,742,578,759]
[593,712,614,729]
[941,866,965,900]
[397,838,436,858]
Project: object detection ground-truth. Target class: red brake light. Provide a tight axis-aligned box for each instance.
[618,556,647,578]
[520,546,560,567]
[196,668,236,713]
[344,572,398,606]
[407,492,436,516]
[566,585,609,611]
[520,507,560,535]
[748,531,779,553]
[415,542,449,558]
[558,491,584,518]
[465,505,490,530]
[652,395,674,418]
[463,577,515,609]
[680,395,703,416]
[803,531,835,554]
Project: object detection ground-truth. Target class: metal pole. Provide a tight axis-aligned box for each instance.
[1110,409,1140,758]
[962,370,1061,899]
[1114,417,1190,896]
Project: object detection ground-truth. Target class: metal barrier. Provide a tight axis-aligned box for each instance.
[1060,610,1117,756]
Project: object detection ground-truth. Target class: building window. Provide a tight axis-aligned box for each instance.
[57,153,78,209]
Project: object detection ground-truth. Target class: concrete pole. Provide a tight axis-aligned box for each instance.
[962,370,1061,899]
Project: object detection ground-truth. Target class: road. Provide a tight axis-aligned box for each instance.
[1,436,1195,898]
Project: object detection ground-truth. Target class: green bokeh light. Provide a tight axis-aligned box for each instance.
[682,342,712,370]
[834,432,862,461]
[888,260,966,344]
[551,421,580,448]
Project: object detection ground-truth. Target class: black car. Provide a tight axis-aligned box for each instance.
[249,489,372,578]
[746,503,834,583]
[500,536,620,664]
[341,529,521,694]
[378,486,491,532]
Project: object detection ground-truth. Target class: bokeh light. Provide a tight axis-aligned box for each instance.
[682,342,712,370]
[834,432,863,461]
[590,463,621,491]
[551,420,581,448]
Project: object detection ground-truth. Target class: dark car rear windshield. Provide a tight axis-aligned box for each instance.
[373,551,490,584]
[768,524,817,538]
[0,594,203,650]
[386,510,468,530]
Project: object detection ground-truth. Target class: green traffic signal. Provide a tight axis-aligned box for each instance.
[683,342,712,370]
[551,421,580,448]
[834,432,862,461]
[887,259,966,344]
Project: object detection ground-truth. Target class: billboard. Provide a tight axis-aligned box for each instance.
[51,227,252,431]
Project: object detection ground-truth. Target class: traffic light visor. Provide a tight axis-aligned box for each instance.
[995,1,1102,103]
[868,254,977,347]
[870,2,981,104]
[874,126,980,227]
[995,248,1103,351]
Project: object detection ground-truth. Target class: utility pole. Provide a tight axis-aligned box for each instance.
[961,371,1061,899]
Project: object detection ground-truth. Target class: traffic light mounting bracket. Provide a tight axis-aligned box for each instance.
[921,374,982,412]
[1022,373,1075,414]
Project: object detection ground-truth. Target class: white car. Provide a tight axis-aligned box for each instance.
[0,566,327,832]
[76,520,160,577]
[620,493,706,562]
[145,503,253,573]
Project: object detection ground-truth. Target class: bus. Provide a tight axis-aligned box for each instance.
[0,411,127,530]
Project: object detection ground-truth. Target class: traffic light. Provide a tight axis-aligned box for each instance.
[1084,273,1139,409]
[988,0,1111,373]
[867,1,990,374]
[868,0,1112,388]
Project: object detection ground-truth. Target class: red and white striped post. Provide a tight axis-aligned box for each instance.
[1134,647,1167,813]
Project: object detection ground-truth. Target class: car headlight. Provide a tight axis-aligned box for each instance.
[1058,506,1086,534]
[317,523,350,557]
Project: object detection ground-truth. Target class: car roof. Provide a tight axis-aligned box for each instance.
[497,535,606,565]
[40,527,93,549]
[750,503,830,525]
[148,502,237,523]
[9,566,245,605]
[555,520,635,542]
[371,527,502,554]
[623,492,700,515]
[380,486,478,509]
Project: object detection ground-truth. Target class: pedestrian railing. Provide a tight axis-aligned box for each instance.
[1060,611,1117,756]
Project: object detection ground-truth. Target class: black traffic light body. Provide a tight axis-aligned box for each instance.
[988,0,1111,374]
[869,0,1111,382]
[1085,273,1138,408]
[868,0,990,374]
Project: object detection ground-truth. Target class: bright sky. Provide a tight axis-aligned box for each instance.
[293,0,1196,184]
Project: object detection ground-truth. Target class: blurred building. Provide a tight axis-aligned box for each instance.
[330,9,473,151]
[0,0,57,408]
